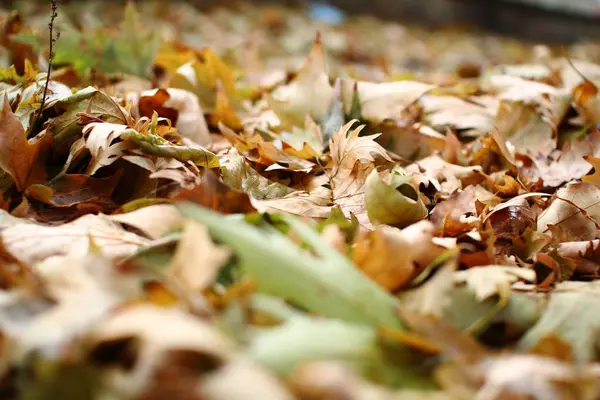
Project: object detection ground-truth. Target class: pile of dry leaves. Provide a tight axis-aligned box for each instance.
[1,1,600,399]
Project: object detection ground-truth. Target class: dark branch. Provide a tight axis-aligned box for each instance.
[38,0,60,117]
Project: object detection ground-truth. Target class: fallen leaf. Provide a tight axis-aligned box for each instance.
[0,211,151,265]
[82,122,137,175]
[0,96,50,190]
[267,34,333,128]
[165,220,231,292]
[364,169,427,228]
[109,204,185,239]
[173,169,256,215]
[517,281,600,362]
[420,95,496,135]
[341,80,434,122]
[138,88,211,146]
[329,120,392,226]
[25,172,122,208]
[453,266,536,302]
[46,87,127,157]
[353,222,442,291]
[537,181,600,241]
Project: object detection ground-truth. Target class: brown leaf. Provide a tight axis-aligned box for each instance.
[0,96,51,191]
[173,169,256,215]
[557,240,600,279]
[25,172,122,208]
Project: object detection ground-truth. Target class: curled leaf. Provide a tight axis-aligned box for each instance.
[123,130,220,169]
[365,169,427,227]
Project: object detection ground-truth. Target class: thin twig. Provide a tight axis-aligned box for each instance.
[38,0,60,117]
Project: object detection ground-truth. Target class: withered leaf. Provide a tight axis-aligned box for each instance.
[0,96,50,191]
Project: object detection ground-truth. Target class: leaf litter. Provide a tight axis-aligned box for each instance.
[2,0,600,398]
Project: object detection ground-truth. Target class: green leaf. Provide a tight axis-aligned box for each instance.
[516,282,600,363]
[246,313,434,388]
[177,203,402,328]
[123,131,220,169]
[365,169,428,227]
[47,87,127,157]
[219,148,294,199]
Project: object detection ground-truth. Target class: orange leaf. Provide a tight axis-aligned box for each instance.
[582,156,600,189]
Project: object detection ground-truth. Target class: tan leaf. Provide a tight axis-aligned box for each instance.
[251,187,332,219]
[267,35,333,128]
[329,120,392,176]
[82,122,136,175]
[0,211,151,265]
[557,239,600,278]
[165,220,231,292]
[420,95,496,135]
[406,155,484,194]
[109,204,185,240]
[494,101,556,156]
[454,266,536,302]
[532,132,600,188]
[538,182,600,241]
[341,80,434,122]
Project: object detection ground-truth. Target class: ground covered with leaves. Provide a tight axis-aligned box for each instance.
[3,1,600,399]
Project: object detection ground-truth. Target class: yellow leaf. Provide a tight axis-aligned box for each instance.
[209,82,243,131]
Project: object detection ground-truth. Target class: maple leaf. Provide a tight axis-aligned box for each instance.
[329,120,392,175]
[328,120,393,227]
[531,132,600,188]
[82,122,137,175]
[0,96,50,191]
